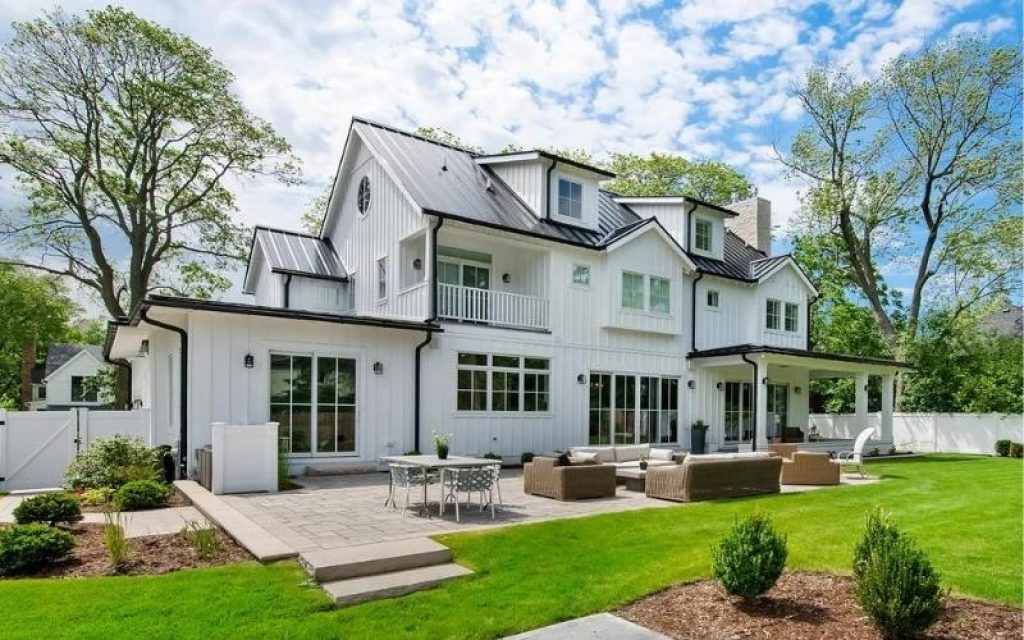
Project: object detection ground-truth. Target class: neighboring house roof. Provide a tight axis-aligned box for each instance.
[43,343,104,379]
[978,305,1023,336]
[244,227,347,293]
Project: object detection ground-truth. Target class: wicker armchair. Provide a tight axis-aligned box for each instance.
[523,457,617,501]
[646,456,782,502]
[781,451,840,485]
[768,443,798,460]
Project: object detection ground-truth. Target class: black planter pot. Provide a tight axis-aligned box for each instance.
[690,428,707,455]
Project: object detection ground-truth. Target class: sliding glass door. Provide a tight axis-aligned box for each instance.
[723,381,753,444]
[270,353,357,456]
[766,384,788,441]
[589,372,680,445]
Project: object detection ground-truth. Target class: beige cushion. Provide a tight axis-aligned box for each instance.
[615,444,648,462]
[569,451,598,465]
[649,448,674,461]
[571,446,613,464]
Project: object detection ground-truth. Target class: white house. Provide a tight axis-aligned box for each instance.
[106,117,905,478]
[38,343,111,410]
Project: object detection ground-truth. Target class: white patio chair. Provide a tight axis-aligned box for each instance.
[441,467,498,523]
[835,427,876,478]
[384,463,434,516]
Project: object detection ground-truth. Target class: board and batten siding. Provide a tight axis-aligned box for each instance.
[325,134,428,321]
[694,277,753,351]
[756,267,809,349]
[489,161,546,215]
[627,202,689,248]
[251,252,283,308]
[601,228,685,336]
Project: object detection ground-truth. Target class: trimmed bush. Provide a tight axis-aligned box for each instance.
[65,435,162,489]
[80,487,116,507]
[711,514,788,600]
[854,510,944,639]
[0,524,75,575]
[520,452,535,465]
[13,492,82,526]
[995,439,1011,457]
[1010,442,1023,459]
[482,452,502,461]
[115,480,170,511]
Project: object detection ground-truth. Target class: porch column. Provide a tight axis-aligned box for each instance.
[754,358,769,451]
[854,372,869,430]
[880,373,894,444]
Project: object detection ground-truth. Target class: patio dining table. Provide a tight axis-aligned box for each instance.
[381,454,498,518]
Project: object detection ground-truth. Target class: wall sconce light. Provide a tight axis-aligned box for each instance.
[761,377,768,385]
[373,361,384,376]
[138,339,149,356]
[412,258,423,271]
[716,381,724,390]
[577,374,587,385]
[863,384,870,391]
[687,380,696,390]
[244,354,254,369]
[794,386,802,395]
[502,273,511,284]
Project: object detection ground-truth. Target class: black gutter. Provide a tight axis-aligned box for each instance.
[101,320,133,410]
[740,353,759,452]
[690,272,704,353]
[283,274,292,309]
[414,216,445,453]
[544,159,558,221]
[272,268,349,285]
[140,309,189,479]
[688,344,910,368]
[806,295,818,351]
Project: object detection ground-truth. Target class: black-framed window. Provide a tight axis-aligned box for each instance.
[456,353,549,413]
[766,299,782,330]
[784,302,799,332]
[70,376,97,403]
[557,178,583,218]
[695,218,712,251]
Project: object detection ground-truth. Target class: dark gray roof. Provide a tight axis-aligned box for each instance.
[254,227,346,283]
[689,233,772,281]
[979,305,1023,336]
[45,343,103,377]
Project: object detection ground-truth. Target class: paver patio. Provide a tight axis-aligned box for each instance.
[219,469,876,553]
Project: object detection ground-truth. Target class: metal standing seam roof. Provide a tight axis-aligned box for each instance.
[254,227,347,281]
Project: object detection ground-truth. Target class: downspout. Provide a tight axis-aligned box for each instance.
[141,308,189,479]
[741,353,759,452]
[690,272,704,354]
[806,295,817,351]
[544,159,558,220]
[414,216,445,453]
[283,274,292,309]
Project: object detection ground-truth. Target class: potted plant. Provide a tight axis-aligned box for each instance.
[691,420,710,455]
[638,452,649,471]
[431,430,453,460]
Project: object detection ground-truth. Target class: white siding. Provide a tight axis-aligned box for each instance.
[288,276,348,314]
[44,353,109,406]
[689,205,726,260]
[694,277,754,350]
[490,161,546,215]
[547,164,600,230]
[628,202,689,248]
[756,266,809,349]
[601,230,684,336]
[251,253,283,307]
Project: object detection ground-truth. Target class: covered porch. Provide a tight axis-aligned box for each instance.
[688,346,906,454]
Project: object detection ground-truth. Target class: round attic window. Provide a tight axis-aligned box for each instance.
[357,176,371,215]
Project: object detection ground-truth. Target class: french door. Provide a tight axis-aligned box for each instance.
[589,372,679,445]
[438,258,490,321]
[723,381,753,444]
[270,354,357,456]
[766,384,788,441]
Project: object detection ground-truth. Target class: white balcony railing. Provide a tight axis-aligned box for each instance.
[437,283,549,330]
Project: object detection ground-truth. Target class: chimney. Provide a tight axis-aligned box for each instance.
[726,196,772,255]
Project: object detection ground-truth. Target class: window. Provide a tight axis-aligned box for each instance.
[316,357,357,453]
[456,353,549,413]
[589,372,679,445]
[357,176,371,215]
[649,277,670,314]
[271,354,357,455]
[270,354,313,453]
[316,285,340,308]
[70,376,97,403]
[766,299,782,330]
[784,303,799,332]
[695,218,712,252]
[572,263,591,286]
[707,290,720,308]
[557,178,583,219]
[376,257,387,301]
[621,272,644,309]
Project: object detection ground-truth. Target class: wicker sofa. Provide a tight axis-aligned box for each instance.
[780,451,840,485]
[523,457,617,501]
[645,453,782,502]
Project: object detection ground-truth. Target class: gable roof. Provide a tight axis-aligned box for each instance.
[599,217,697,271]
[243,226,347,293]
[979,305,1023,336]
[44,343,103,378]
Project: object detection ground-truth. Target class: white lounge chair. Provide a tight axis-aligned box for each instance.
[835,427,876,478]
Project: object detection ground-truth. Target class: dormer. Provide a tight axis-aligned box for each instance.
[688,202,731,261]
[613,196,737,261]
[476,151,612,232]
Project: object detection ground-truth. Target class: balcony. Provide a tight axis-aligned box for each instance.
[437,283,549,331]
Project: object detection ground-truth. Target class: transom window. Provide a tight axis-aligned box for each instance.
[557,178,583,219]
[766,299,782,330]
[707,289,720,308]
[270,354,357,455]
[572,263,591,286]
[456,353,549,413]
[357,176,371,215]
[695,218,712,252]
[784,303,800,332]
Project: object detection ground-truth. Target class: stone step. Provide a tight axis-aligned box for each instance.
[299,538,452,582]
[322,563,473,606]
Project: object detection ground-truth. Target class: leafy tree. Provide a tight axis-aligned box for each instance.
[0,7,300,320]
[299,185,331,236]
[415,126,482,153]
[604,153,753,204]
[498,143,595,165]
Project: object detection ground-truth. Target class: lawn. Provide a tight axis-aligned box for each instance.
[0,455,1019,639]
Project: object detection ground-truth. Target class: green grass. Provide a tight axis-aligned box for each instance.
[0,455,1019,639]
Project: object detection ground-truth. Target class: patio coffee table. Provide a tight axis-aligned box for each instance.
[616,468,646,492]
[381,454,496,518]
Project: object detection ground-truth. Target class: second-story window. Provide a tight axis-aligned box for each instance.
[572,263,591,286]
[649,277,670,314]
[784,303,800,332]
[695,218,712,252]
[707,290,720,308]
[621,272,644,309]
[557,178,583,219]
[376,258,387,301]
[766,299,781,330]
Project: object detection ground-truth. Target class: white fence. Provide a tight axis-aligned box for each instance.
[810,412,1023,455]
[0,409,151,491]
[210,422,278,495]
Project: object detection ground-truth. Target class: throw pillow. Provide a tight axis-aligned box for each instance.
[649,448,674,461]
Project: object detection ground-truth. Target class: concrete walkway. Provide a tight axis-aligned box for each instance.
[503,614,670,639]
[0,494,207,538]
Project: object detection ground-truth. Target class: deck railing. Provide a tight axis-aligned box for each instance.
[436,283,549,330]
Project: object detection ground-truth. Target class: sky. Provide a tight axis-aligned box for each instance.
[0,0,1020,311]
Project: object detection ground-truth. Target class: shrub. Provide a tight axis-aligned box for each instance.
[65,435,162,489]
[180,520,220,559]
[520,452,535,465]
[13,492,82,526]
[0,524,75,575]
[853,508,902,578]
[278,438,290,491]
[1011,442,1023,459]
[854,510,944,639]
[102,510,130,571]
[115,480,170,511]
[80,487,116,507]
[995,439,1011,457]
[711,514,788,600]
[482,452,502,461]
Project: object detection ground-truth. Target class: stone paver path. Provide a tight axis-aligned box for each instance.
[0,494,207,539]
[503,613,671,639]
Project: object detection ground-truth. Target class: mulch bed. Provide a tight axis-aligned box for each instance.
[78,487,191,513]
[619,571,1022,640]
[8,523,251,579]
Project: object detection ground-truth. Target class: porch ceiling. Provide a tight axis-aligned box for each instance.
[689,345,907,377]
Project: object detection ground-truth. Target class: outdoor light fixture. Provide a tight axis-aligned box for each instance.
[577,374,587,385]
[244,354,254,369]
[762,377,768,385]
[794,386,802,395]
[716,381,724,390]
[412,258,423,271]
[138,339,149,356]
[687,380,696,389]
[373,361,384,375]
[502,273,511,284]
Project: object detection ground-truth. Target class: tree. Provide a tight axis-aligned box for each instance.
[498,143,595,165]
[604,153,754,205]
[299,185,331,236]
[415,126,482,153]
[0,7,300,320]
